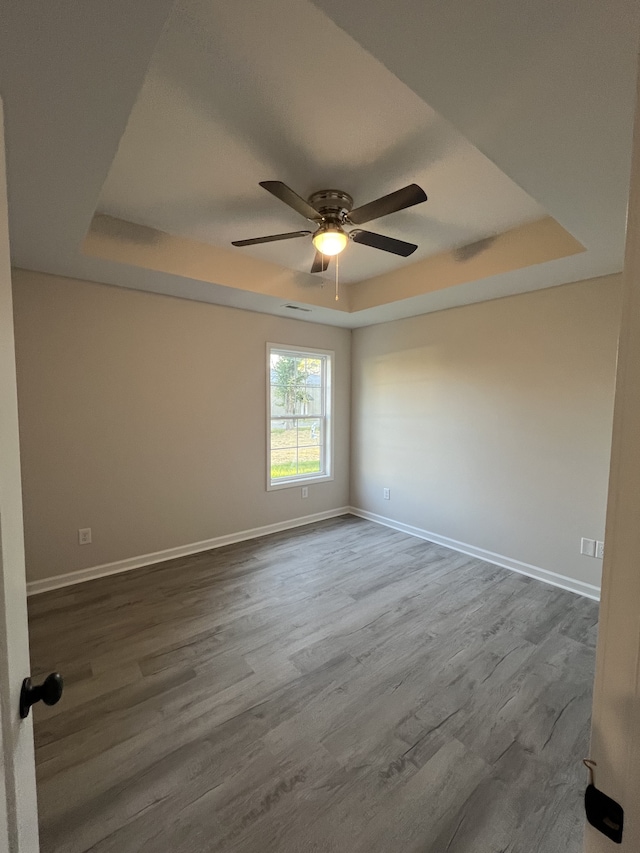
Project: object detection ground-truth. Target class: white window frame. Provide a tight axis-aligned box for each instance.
[266,343,334,491]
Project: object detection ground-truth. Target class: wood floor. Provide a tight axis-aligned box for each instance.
[27,515,598,853]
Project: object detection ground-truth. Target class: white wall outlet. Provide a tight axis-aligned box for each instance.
[595,540,605,560]
[383,487,390,500]
[301,486,309,499]
[580,537,596,557]
[78,527,92,545]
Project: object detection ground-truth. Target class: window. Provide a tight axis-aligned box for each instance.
[267,344,333,489]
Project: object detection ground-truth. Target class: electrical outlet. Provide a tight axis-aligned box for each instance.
[580,537,596,557]
[78,527,92,545]
[595,540,605,560]
[301,486,309,499]
[383,487,390,500]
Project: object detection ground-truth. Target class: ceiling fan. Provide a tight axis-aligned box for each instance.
[232,181,428,274]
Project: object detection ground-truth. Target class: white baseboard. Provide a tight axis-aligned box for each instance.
[28,506,600,602]
[26,507,352,596]
[348,507,601,601]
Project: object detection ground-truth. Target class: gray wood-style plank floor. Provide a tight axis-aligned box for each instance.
[28,515,598,852]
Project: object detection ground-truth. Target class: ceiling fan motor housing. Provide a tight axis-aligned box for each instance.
[308,189,354,224]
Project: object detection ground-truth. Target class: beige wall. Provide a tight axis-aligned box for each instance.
[12,267,621,591]
[12,269,350,582]
[350,275,622,588]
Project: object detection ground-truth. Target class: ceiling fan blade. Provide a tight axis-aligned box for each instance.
[348,183,427,225]
[310,250,330,274]
[350,229,418,257]
[232,230,311,247]
[259,181,320,222]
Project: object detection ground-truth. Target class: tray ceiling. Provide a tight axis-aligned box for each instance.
[0,0,638,326]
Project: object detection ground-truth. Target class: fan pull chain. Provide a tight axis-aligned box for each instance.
[335,252,339,301]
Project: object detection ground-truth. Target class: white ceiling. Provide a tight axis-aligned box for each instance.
[0,0,638,327]
[97,0,546,284]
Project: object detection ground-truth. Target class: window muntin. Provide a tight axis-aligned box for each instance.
[268,346,333,488]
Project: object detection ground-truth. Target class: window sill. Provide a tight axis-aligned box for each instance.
[267,473,334,491]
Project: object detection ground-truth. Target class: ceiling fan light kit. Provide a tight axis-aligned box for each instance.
[312,224,348,256]
[232,181,427,273]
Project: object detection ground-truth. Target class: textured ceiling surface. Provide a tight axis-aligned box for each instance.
[0,0,638,326]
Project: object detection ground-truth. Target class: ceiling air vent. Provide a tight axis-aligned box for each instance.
[283,304,312,312]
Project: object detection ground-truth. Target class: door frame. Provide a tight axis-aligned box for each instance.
[0,95,40,852]
[584,55,640,853]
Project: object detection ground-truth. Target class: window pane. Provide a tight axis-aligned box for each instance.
[270,355,302,416]
[279,384,318,416]
[271,419,296,452]
[305,387,322,415]
[271,354,325,416]
[270,389,291,417]
[287,384,305,416]
[298,444,321,475]
[271,384,300,417]
[271,448,297,480]
[298,419,321,447]
[305,358,321,378]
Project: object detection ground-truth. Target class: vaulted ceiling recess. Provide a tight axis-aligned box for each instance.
[2,0,636,326]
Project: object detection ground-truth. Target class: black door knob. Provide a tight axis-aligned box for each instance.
[20,672,63,719]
